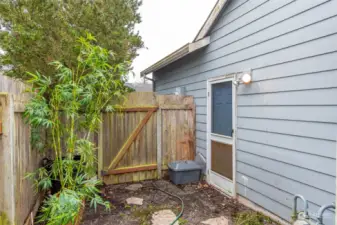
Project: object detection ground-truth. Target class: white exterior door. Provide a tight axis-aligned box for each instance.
[207,75,236,197]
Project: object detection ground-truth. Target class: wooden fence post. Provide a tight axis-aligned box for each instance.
[0,93,16,224]
[98,113,103,179]
[157,108,162,179]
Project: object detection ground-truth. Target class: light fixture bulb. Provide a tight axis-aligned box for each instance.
[241,73,252,84]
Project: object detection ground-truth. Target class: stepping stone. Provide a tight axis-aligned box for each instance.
[126,197,143,205]
[201,216,229,225]
[125,183,143,191]
[151,210,179,225]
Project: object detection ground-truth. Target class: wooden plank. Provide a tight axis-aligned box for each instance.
[118,111,126,183]
[98,113,103,179]
[160,104,194,110]
[115,106,158,112]
[139,112,146,181]
[144,113,150,180]
[157,109,162,179]
[171,110,177,162]
[190,104,196,159]
[119,112,126,183]
[144,112,152,180]
[176,110,182,161]
[107,108,157,170]
[162,110,169,166]
[14,109,43,225]
[103,164,168,176]
[0,94,16,224]
[0,74,28,95]
[125,92,157,106]
[149,110,156,179]
[149,114,156,179]
[23,193,44,225]
[14,102,26,112]
[125,113,133,183]
[131,112,138,182]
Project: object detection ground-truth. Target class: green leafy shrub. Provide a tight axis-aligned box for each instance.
[24,33,130,225]
[234,211,279,225]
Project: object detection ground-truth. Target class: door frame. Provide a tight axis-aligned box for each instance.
[206,74,237,197]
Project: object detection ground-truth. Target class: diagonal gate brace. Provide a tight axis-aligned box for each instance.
[103,107,158,175]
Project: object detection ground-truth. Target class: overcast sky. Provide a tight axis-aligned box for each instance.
[129,0,217,83]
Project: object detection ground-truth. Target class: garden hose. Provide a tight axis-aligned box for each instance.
[152,181,184,225]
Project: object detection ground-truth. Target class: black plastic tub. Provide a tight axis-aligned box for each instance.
[168,161,202,185]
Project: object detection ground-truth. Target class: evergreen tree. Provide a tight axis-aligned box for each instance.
[0,0,143,81]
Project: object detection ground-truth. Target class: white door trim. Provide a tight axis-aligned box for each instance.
[206,75,237,198]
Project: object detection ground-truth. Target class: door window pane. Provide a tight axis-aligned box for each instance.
[211,81,232,136]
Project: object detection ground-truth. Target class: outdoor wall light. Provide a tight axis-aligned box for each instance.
[241,73,252,84]
[234,71,252,86]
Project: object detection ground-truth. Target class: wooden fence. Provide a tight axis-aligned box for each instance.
[0,76,42,225]
[0,88,196,223]
[98,92,196,184]
[0,74,27,95]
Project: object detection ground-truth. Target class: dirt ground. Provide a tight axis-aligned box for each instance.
[82,180,265,225]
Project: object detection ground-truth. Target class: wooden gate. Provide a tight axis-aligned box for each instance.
[98,92,195,184]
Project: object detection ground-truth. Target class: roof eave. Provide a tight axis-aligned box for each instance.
[194,0,230,41]
[141,36,210,76]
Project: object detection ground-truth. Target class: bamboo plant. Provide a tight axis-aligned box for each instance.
[24,33,130,225]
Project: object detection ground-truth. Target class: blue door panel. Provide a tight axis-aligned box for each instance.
[212,82,232,137]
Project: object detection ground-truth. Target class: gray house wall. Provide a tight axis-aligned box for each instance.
[153,0,336,224]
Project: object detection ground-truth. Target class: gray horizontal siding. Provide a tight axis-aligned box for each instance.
[196,115,207,124]
[237,128,335,159]
[208,0,328,52]
[154,0,336,223]
[155,0,336,89]
[237,178,335,225]
[196,130,207,141]
[196,147,206,158]
[211,0,266,33]
[238,151,335,194]
[196,122,206,132]
[237,183,292,221]
[157,33,337,90]
[210,0,296,43]
[238,106,337,123]
[238,88,337,106]
[237,162,334,206]
[237,139,335,176]
[238,70,337,95]
[238,118,337,142]
[196,138,207,150]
